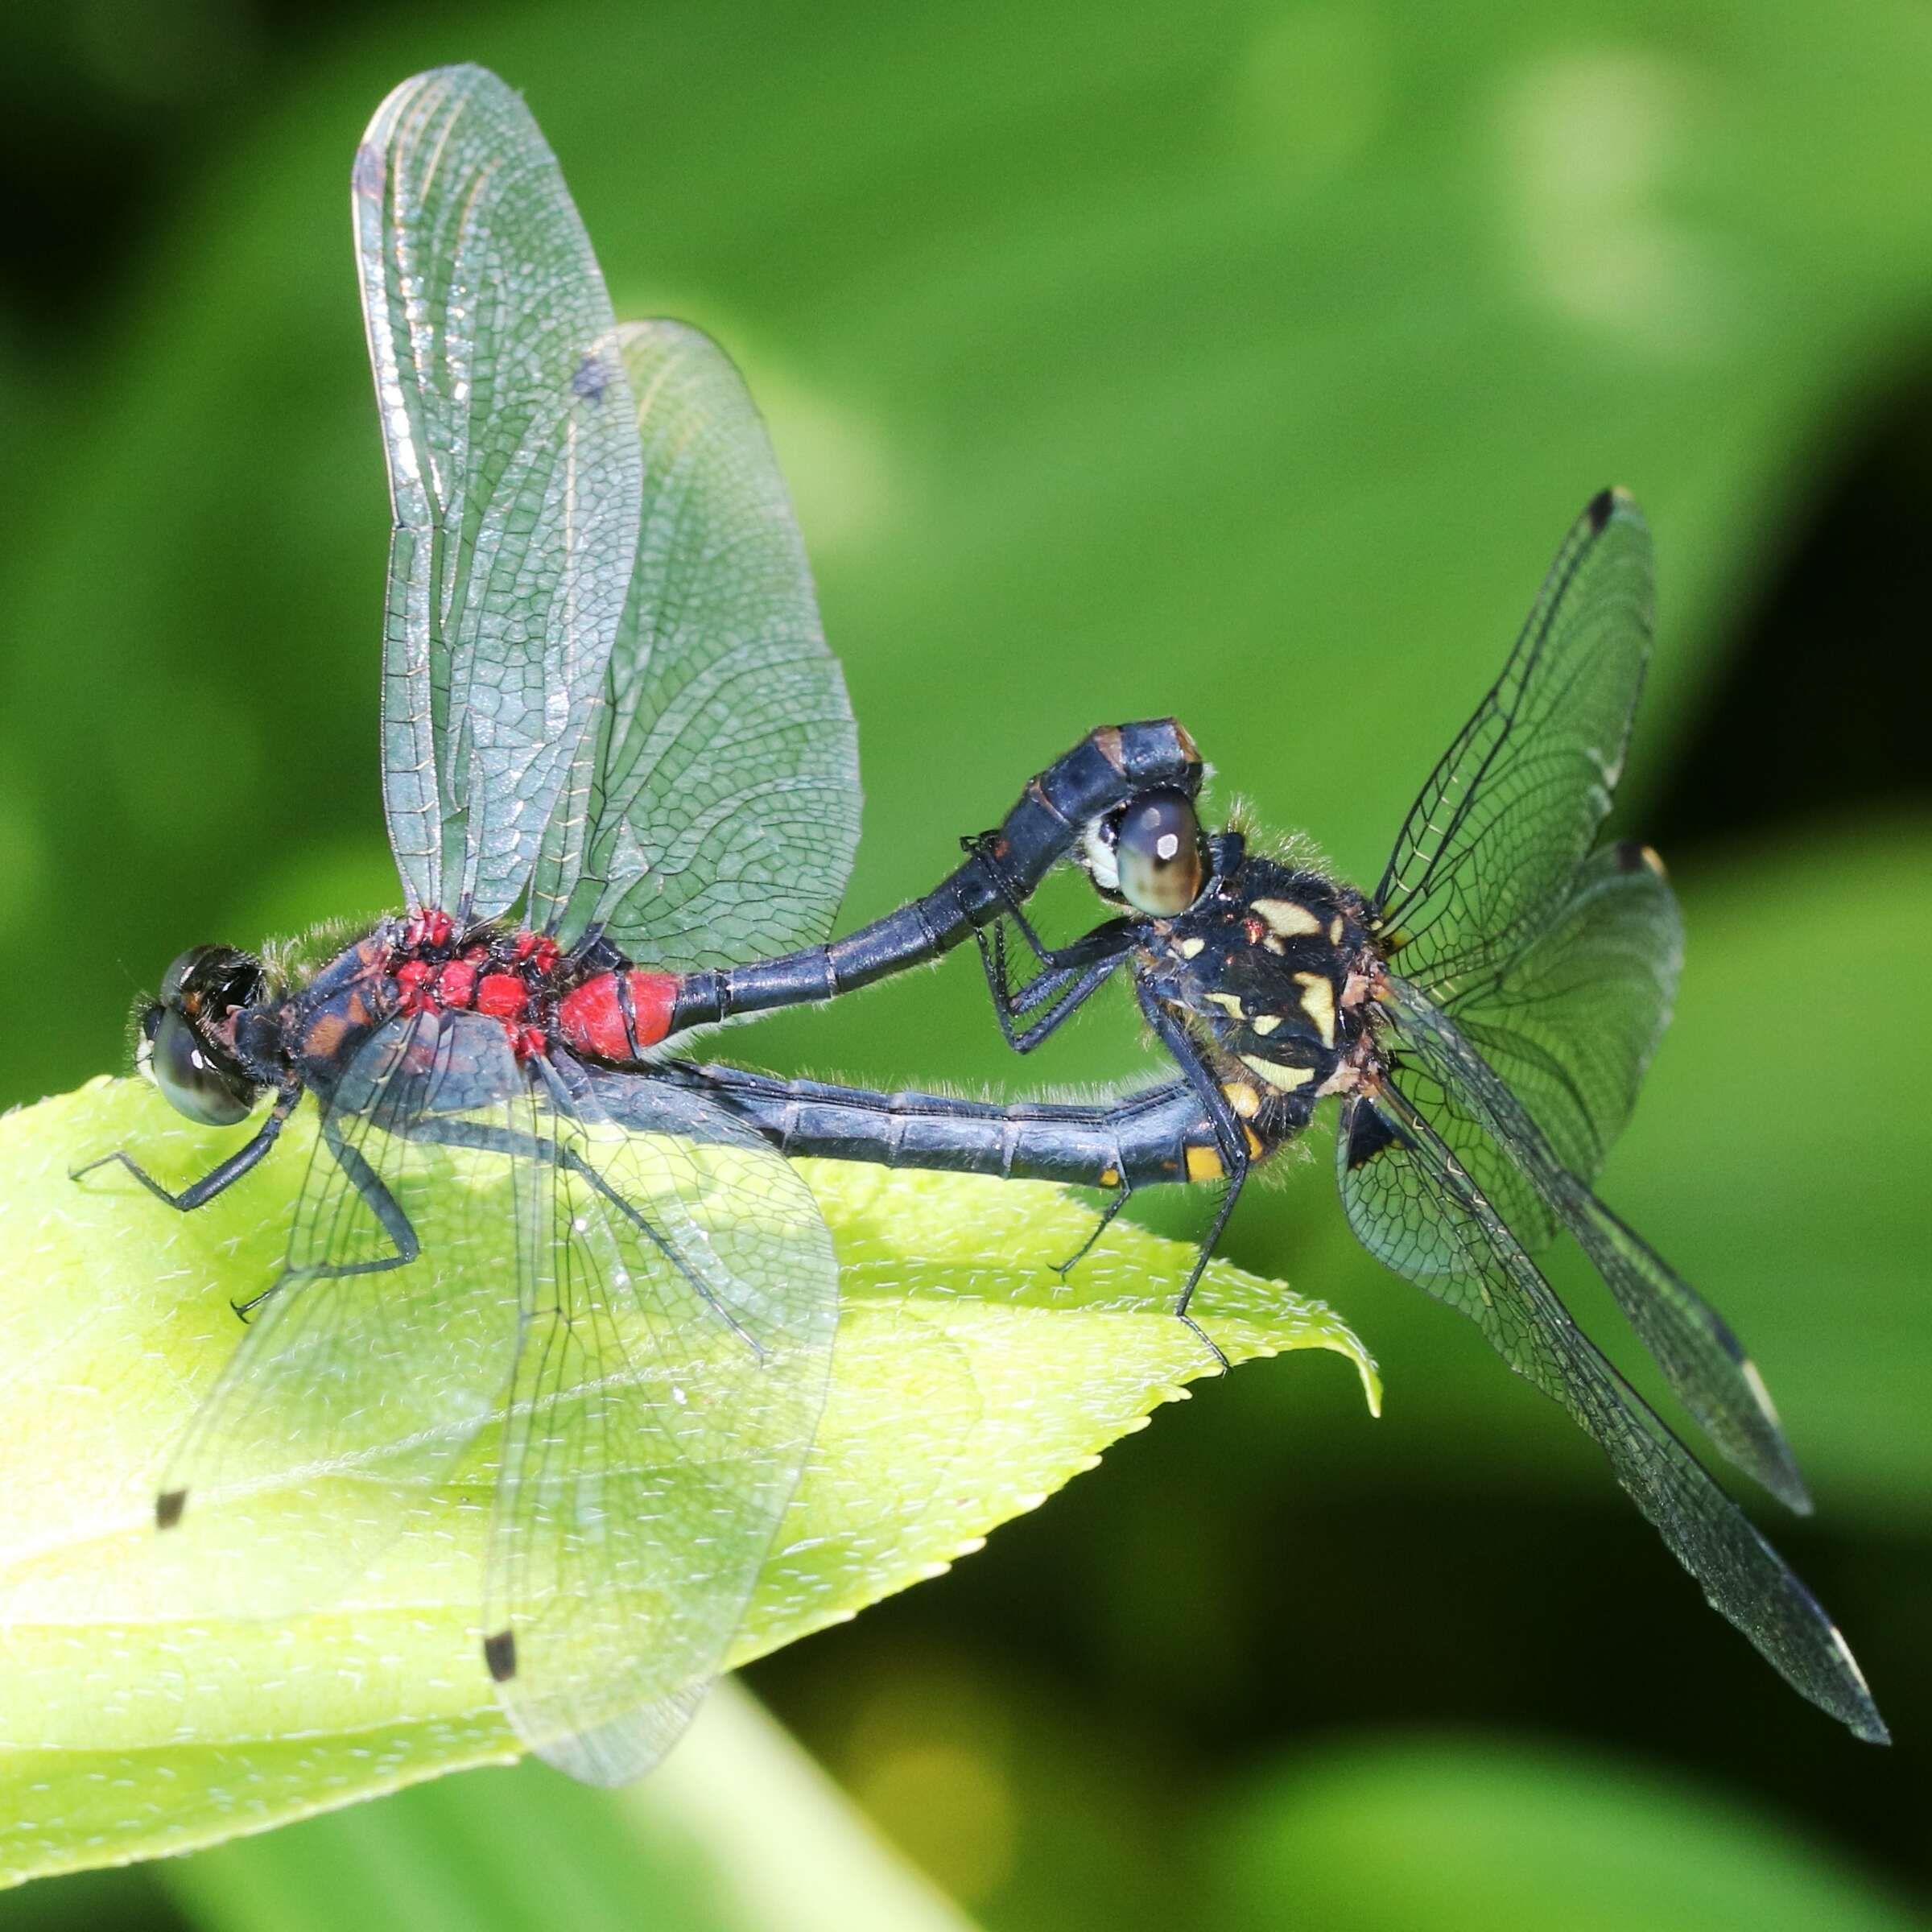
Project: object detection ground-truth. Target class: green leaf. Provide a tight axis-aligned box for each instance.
[0,1076,1376,1887]
[1205,1733,1925,1932]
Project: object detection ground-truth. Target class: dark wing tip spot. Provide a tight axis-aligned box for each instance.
[155,1488,188,1530]
[572,352,611,403]
[1586,486,1617,533]
[484,1629,518,1682]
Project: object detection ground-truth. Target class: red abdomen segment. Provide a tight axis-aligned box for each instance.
[557,969,680,1063]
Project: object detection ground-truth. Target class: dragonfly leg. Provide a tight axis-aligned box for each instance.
[960,832,1067,967]
[1134,982,1252,1370]
[961,829,1117,974]
[70,1084,303,1213]
[232,1111,423,1320]
[407,1115,766,1361]
[1174,1162,1245,1354]
[1051,1174,1134,1278]
[974,918,1124,1053]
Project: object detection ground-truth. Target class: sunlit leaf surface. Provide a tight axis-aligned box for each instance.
[0,1077,1375,1885]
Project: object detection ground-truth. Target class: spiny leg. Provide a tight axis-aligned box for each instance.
[973,918,1123,1053]
[1051,1174,1135,1278]
[158,1110,424,1528]
[960,831,1074,971]
[232,1113,423,1318]
[964,828,1136,969]
[1135,980,1255,1371]
[70,1084,303,1212]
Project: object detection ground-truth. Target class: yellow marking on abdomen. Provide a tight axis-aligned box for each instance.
[1186,1143,1224,1181]
[1251,897,1323,938]
[1241,1054,1315,1092]
[1249,1013,1282,1036]
[1099,1166,1121,1187]
[1204,991,1246,1018]
[1294,972,1337,1048]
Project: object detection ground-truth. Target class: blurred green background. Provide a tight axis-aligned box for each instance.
[3,0,1930,1926]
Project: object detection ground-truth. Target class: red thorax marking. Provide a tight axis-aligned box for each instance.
[387,913,678,1064]
[387,914,578,1063]
[436,958,478,1007]
[474,972,527,1019]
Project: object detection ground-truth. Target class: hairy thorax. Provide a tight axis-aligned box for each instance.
[1137,857,1377,1141]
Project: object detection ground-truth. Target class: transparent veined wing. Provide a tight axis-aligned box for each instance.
[355,64,642,919]
[150,1010,528,1613]
[1398,843,1684,1268]
[1442,841,1682,1199]
[464,1055,836,1783]
[1335,1080,1885,1743]
[1374,973,1805,1508]
[1373,489,1652,998]
[531,320,860,968]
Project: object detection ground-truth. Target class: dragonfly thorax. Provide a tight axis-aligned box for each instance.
[379,910,572,1063]
[1141,857,1373,1138]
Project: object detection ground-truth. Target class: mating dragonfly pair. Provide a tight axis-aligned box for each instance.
[80,65,1885,1781]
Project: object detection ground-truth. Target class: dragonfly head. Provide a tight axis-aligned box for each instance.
[138,945,270,1127]
[1078,787,1210,917]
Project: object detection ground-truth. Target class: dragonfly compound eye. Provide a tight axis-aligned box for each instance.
[146,1008,259,1126]
[143,946,266,1125]
[157,943,266,1015]
[1111,789,1206,915]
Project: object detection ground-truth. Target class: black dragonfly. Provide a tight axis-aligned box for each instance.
[667,490,1889,1745]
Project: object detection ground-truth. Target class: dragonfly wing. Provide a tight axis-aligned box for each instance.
[479,1056,837,1784]
[1377,974,1806,1509]
[154,1010,527,1615]
[531,319,859,965]
[1373,489,1652,997]
[1335,1080,1884,1741]
[1445,842,1683,1219]
[356,64,642,919]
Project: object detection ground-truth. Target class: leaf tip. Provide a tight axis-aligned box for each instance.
[1359,1357,1384,1417]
